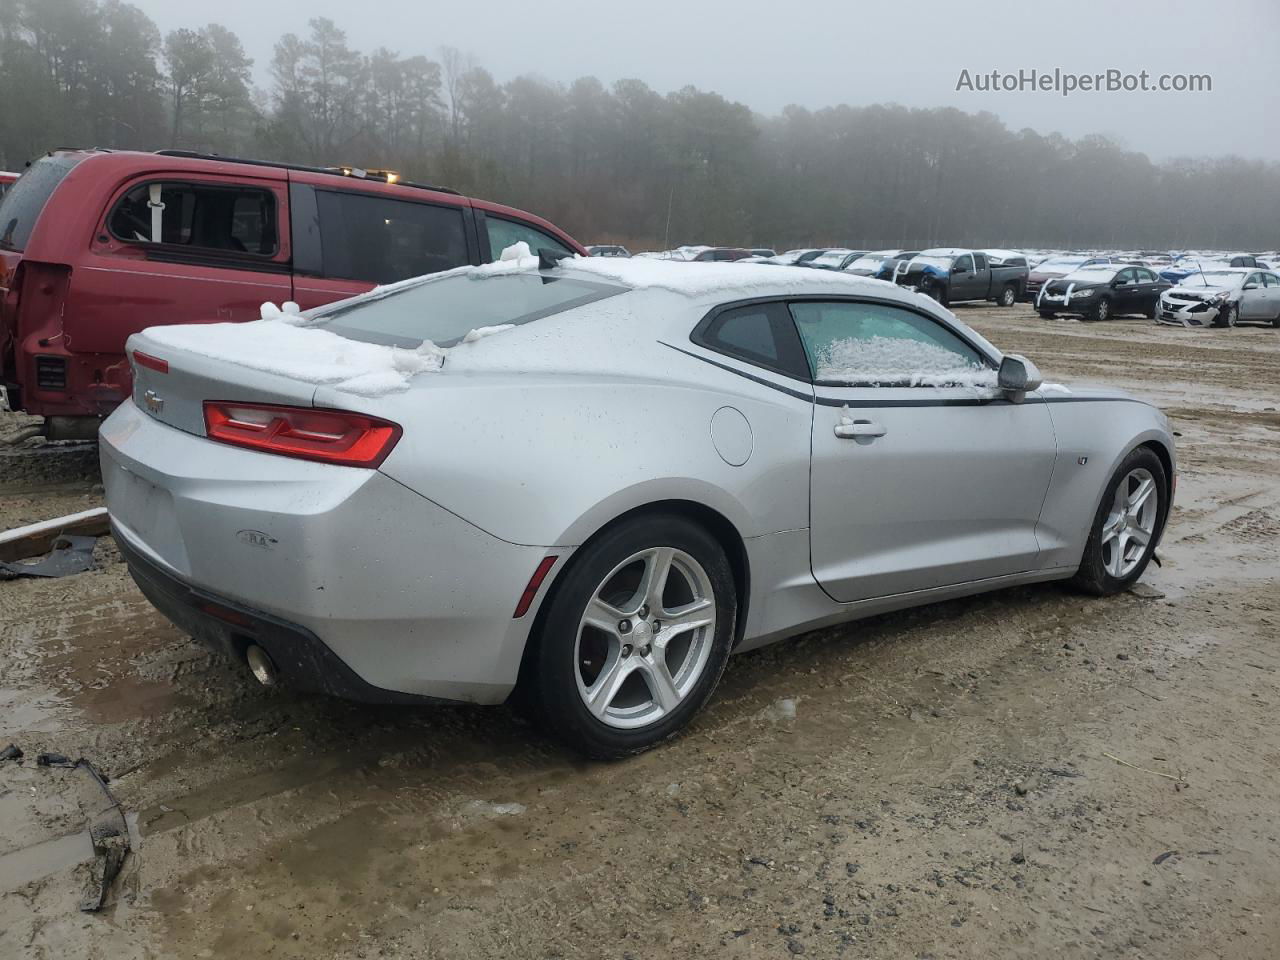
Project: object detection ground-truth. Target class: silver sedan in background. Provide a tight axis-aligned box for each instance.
[101,256,1174,757]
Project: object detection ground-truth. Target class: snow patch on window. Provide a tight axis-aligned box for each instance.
[814,335,998,388]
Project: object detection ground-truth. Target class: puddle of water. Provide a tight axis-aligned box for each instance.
[0,830,94,894]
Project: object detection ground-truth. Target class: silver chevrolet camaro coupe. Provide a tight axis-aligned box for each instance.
[100,254,1175,758]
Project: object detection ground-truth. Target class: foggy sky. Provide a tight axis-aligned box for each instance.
[128,0,1280,162]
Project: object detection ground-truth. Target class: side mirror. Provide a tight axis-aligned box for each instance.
[952,264,965,274]
[1243,282,1258,290]
[998,354,1043,403]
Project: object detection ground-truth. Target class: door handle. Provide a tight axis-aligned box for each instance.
[834,419,887,439]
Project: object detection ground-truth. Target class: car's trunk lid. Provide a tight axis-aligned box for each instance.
[127,328,318,436]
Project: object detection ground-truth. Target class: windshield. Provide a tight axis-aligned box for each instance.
[1064,266,1119,283]
[846,256,885,271]
[910,255,954,271]
[1179,270,1242,287]
[0,153,84,251]
[1035,256,1086,273]
[311,269,628,347]
[811,250,853,267]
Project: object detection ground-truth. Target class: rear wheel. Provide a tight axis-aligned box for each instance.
[525,515,736,758]
[1071,447,1167,596]
[997,284,1017,308]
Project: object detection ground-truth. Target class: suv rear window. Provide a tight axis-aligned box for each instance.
[317,190,468,284]
[109,181,278,255]
[0,153,84,251]
[313,270,626,347]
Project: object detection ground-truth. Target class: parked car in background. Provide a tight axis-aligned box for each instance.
[101,255,1174,758]
[843,250,919,278]
[1159,254,1263,285]
[1037,264,1170,321]
[1157,267,1280,328]
[748,248,777,258]
[892,249,1027,307]
[805,249,868,271]
[0,148,584,437]
[690,247,752,262]
[587,244,631,258]
[1024,255,1111,302]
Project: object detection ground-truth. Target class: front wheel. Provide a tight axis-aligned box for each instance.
[1071,447,1167,596]
[1038,311,1057,320]
[1089,297,1111,322]
[998,284,1017,307]
[1213,302,1238,328]
[524,515,737,758]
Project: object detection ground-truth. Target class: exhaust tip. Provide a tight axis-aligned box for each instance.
[245,645,278,686]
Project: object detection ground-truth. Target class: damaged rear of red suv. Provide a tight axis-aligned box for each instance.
[0,149,584,439]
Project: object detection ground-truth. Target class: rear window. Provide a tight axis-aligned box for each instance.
[0,154,83,252]
[318,190,469,283]
[312,270,626,348]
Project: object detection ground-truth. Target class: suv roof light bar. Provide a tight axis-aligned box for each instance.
[152,150,459,196]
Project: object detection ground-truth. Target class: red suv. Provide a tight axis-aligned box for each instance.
[0,149,585,438]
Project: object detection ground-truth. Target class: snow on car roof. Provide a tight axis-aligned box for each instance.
[917,248,970,258]
[558,251,897,300]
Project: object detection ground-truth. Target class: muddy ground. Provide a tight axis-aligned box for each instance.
[1,305,1278,959]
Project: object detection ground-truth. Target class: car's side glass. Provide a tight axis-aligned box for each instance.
[315,190,468,284]
[973,253,987,270]
[955,253,974,273]
[107,181,278,256]
[1115,268,1135,284]
[1264,273,1280,287]
[692,302,810,381]
[788,300,992,387]
[485,216,572,260]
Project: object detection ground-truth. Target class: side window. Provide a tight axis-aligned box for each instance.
[789,300,991,387]
[972,252,987,270]
[485,216,572,261]
[1263,273,1280,287]
[108,181,278,256]
[1138,268,1157,282]
[692,301,809,380]
[315,191,468,284]
[1115,268,1136,285]
[954,254,974,273]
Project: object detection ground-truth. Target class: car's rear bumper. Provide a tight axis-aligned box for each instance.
[115,528,452,704]
[101,399,561,705]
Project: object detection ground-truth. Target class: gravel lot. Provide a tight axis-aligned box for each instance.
[2,305,1278,960]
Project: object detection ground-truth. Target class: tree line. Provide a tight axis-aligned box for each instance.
[3,0,1277,252]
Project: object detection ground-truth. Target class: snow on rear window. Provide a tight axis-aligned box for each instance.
[813,335,998,388]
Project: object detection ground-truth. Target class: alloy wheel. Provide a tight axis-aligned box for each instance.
[574,547,717,729]
[1100,467,1158,579]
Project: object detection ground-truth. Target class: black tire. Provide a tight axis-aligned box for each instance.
[1144,302,1157,319]
[1038,311,1057,320]
[1071,446,1168,596]
[523,514,737,759]
[997,284,1017,308]
[1213,302,1238,328]
[919,282,948,308]
[1089,297,1111,322]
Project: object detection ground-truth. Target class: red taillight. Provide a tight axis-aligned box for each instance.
[513,556,558,618]
[133,351,169,374]
[203,401,401,468]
